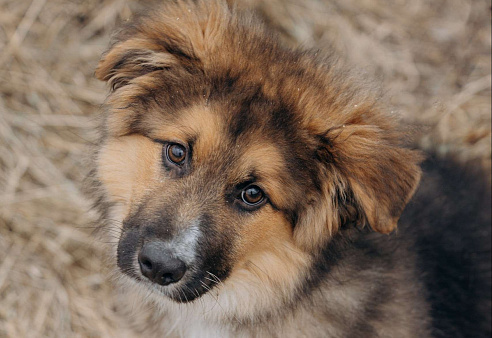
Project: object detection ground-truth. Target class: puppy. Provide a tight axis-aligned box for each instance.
[89,1,491,336]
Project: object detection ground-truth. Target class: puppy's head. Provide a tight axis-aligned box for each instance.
[93,0,421,318]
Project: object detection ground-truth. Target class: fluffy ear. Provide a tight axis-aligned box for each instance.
[94,4,209,91]
[322,124,422,233]
[95,37,177,91]
[95,23,203,91]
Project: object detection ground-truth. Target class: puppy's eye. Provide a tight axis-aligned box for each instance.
[166,143,187,165]
[241,185,264,206]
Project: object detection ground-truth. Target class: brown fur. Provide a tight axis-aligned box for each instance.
[88,1,463,337]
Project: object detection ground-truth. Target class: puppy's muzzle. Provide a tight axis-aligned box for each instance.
[138,241,187,286]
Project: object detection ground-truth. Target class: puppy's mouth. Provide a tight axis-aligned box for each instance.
[128,267,219,303]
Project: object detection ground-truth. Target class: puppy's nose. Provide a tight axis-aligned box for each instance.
[138,242,187,286]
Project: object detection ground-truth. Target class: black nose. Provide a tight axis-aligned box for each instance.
[138,242,187,286]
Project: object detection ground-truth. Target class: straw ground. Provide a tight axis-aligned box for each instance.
[0,0,490,336]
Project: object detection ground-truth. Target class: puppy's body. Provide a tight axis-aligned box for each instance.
[89,1,491,337]
[401,156,491,338]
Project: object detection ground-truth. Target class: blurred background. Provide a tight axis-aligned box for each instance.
[0,0,490,336]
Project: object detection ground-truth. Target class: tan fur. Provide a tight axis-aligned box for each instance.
[169,107,225,162]
[97,135,162,217]
[232,142,295,210]
[323,124,423,233]
[91,1,430,337]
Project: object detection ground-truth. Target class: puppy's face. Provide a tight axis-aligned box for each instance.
[93,0,422,316]
[98,103,313,302]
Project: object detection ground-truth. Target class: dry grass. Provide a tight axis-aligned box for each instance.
[0,0,490,336]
